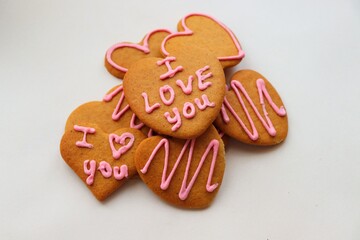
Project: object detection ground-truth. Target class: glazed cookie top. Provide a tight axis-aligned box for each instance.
[123,45,226,139]
[65,84,152,137]
[162,13,245,69]
[60,126,146,201]
[214,70,288,146]
[135,125,225,209]
[105,29,172,79]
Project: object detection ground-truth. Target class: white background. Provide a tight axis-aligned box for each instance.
[1,0,359,239]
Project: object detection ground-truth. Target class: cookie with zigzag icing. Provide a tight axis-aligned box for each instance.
[135,125,225,208]
[214,70,288,146]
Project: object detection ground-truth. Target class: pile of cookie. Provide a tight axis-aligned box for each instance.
[60,13,288,209]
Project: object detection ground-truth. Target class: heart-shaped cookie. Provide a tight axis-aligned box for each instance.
[123,45,226,139]
[162,13,245,69]
[135,125,225,208]
[65,84,152,137]
[60,125,146,201]
[214,70,288,145]
[105,29,172,79]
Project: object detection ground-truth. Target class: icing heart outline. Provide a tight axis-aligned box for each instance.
[109,132,135,159]
[106,29,173,73]
[161,13,245,61]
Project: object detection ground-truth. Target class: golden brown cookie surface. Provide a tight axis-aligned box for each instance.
[105,29,172,79]
[123,45,226,139]
[135,125,225,208]
[162,13,245,69]
[60,126,146,201]
[214,70,288,145]
[65,84,152,137]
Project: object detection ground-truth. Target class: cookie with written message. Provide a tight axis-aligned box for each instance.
[135,125,225,208]
[214,70,288,146]
[65,84,153,137]
[161,13,245,69]
[123,45,226,139]
[60,125,146,201]
[105,29,172,79]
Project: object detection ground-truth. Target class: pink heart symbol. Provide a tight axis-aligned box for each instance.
[109,132,135,159]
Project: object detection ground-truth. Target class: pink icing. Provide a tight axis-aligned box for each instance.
[220,78,287,141]
[215,127,226,138]
[103,85,130,121]
[257,79,286,116]
[113,165,129,180]
[142,92,160,113]
[74,125,96,148]
[130,113,145,129]
[104,85,150,135]
[159,85,175,105]
[140,137,220,200]
[176,76,193,95]
[194,94,215,110]
[157,57,184,80]
[219,131,225,138]
[196,65,212,90]
[220,103,230,123]
[83,160,96,185]
[83,160,130,184]
[183,102,196,119]
[98,161,112,178]
[161,13,245,61]
[103,85,123,102]
[164,107,182,131]
[130,113,154,137]
[109,132,135,160]
[105,29,172,73]
[147,128,154,137]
